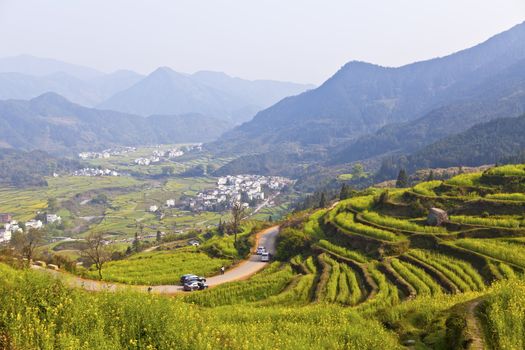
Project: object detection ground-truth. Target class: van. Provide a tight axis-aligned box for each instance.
[261,252,270,262]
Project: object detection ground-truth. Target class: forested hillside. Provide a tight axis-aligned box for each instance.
[0,93,230,155]
[212,21,525,156]
[0,148,81,187]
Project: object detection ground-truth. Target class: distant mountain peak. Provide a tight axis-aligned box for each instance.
[30,91,73,106]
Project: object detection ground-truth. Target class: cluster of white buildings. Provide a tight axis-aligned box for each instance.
[134,145,196,166]
[78,147,136,160]
[0,213,61,243]
[187,175,292,212]
[134,157,160,166]
[71,168,120,177]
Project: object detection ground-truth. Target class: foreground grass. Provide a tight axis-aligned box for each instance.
[0,264,401,350]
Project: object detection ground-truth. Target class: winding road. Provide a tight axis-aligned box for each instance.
[35,226,280,295]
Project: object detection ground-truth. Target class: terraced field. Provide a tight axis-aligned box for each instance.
[4,163,525,349]
[182,164,524,348]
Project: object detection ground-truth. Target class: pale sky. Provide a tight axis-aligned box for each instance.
[0,0,524,84]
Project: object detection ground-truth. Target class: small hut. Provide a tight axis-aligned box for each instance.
[427,208,448,226]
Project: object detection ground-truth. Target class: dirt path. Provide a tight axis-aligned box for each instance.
[35,226,280,295]
[465,298,485,350]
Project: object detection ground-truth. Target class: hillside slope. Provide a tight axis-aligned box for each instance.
[0,93,230,154]
[212,21,525,155]
[407,113,525,169]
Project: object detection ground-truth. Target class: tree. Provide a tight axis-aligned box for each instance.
[318,192,327,208]
[426,170,435,181]
[396,169,409,188]
[161,166,175,176]
[133,231,140,252]
[82,232,112,280]
[47,197,58,212]
[230,202,246,244]
[217,218,225,235]
[351,163,367,179]
[339,183,355,200]
[268,215,273,223]
[10,228,45,264]
[156,230,162,242]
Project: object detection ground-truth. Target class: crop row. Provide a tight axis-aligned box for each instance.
[412,180,442,196]
[450,215,523,229]
[389,258,442,296]
[361,210,447,234]
[408,249,485,292]
[485,164,525,177]
[357,263,399,311]
[455,239,525,267]
[485,193,525,201]
[333,212,402,242]
[316,240,368,263]
[318,254,363,305]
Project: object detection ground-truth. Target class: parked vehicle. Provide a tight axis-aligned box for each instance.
[183,281,208,291]
[261,252,270,262]
[180,274,206,284]
[256,246,266,255]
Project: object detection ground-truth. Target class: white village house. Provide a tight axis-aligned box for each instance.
[46,214,62,224]
[25,219,43,230]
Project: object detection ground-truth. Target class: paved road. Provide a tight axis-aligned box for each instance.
[36,226,280,295]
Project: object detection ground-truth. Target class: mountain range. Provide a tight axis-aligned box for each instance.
[0,93,231,154]
[210,20,525,176]
[0,55,313,124]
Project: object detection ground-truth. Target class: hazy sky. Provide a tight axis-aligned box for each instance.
[0,0,524,84]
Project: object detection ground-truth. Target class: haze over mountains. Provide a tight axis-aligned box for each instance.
[3,21,525,180]
[0,55,314,124]
[211,20,525,175]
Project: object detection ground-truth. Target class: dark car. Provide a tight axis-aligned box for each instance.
[183,281,208,291]
[180,274,206,284]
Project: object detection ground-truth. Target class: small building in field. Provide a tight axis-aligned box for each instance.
[427,208,449,226]
[0,213,12,224]
[46,214,62,224]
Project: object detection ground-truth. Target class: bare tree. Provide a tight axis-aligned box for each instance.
[10,228,45,265]
[82,232,112,280]
[230,202,246,244]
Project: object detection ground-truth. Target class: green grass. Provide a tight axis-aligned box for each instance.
[87,249,231,285]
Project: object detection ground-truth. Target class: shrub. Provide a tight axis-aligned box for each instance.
[275,228,311,260]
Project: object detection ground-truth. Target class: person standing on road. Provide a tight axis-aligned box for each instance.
[220,266,225,275]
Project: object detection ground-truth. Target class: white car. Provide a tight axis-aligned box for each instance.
[261,252,270,262]
[256,246,266,255]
